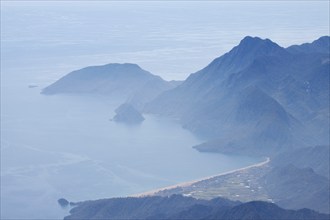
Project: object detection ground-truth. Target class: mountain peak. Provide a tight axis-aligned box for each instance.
[41,62,159,96]
[240,36,264,44]
[102,63,143,71]
[236,36,284,55]
[309,36,329,49]
[198,36,286,79]
[239,36,276,46]
[286,36,330,54]
[316,35,330,42]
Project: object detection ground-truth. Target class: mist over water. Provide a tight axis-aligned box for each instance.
[1,1,329,219]
[2,1,329,80]
[1,71,259,219]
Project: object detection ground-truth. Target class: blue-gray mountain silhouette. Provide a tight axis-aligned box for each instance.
[112,103,145,124]
[63,194,329,220]
[145,36,330,155]
[287,36,330,54]
[42,63,180,107]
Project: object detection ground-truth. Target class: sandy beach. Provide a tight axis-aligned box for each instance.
[132,157,270,197]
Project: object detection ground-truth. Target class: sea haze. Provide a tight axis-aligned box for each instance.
[1,69,259,219]
[1,1,329,219]
[1,1,329,80]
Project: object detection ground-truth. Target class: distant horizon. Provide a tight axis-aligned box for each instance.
[1,1,329,81]
[1,1,329,219]
[53,35,328,82]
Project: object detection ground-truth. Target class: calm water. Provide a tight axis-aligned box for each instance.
[1,70,260,219]
[2,1,329,80]
[1,2,328,219]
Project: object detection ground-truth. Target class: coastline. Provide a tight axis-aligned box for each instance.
[132,157,270,198]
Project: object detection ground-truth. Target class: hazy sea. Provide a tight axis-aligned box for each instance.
[1,69,260,218]
[1,1,328,219]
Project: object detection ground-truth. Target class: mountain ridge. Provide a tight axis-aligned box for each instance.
[41,63,180,107]
[42,36,330,219]
[64,194,330,220]
[287,36,330,54]
[144,36,329,155]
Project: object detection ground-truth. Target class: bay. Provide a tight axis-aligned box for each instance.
[1,71,259,219]
[1,1,328,218]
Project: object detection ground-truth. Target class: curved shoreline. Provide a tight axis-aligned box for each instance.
[132,157,270,197]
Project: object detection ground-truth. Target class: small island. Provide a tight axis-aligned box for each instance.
[58,198,69,208]
[112,103,145,124]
